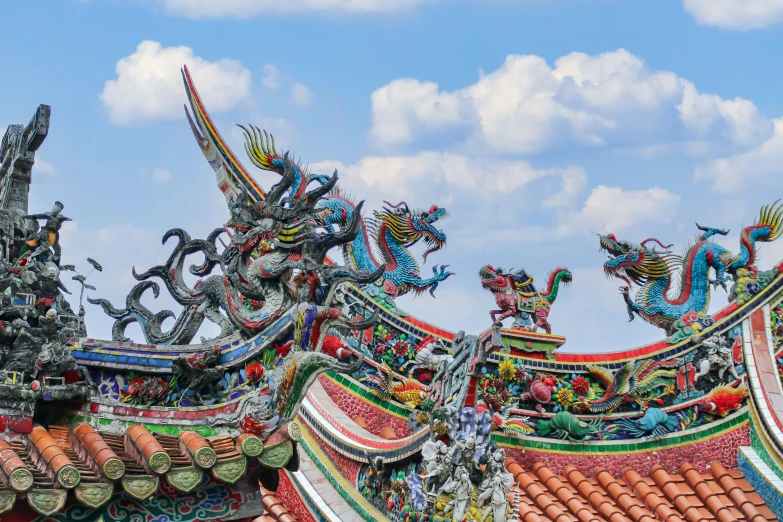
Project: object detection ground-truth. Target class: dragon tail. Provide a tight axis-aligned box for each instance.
[540,267,573,304]
[736,200,783,269]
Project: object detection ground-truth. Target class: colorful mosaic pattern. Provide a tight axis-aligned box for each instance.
[318,375,411,438]
[30,484,239,522]
[503,415,749,475]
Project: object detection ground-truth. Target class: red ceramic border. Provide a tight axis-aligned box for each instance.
[308,429,362,485]
[503,421,749,477]
[276,470,318,522]
[318,375,412,438]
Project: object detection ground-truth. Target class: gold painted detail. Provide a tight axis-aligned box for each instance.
[166,466,203,493]
[240,436,264,457]
[211,455,247,485]
[148,451,172,474]
[122,475,160,500]
[194,446,217,469]
[102,458,126,480]
[56,465,81,489]
[27,489,67,516]
[258,440,294,470]
[9,467,33,492]
[75,482,114,508]
[0,491,15,515]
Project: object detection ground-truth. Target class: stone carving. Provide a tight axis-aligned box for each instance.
[0,105,50,212]
[694,333,740,383]
[437,466,471,521]
[421,440,452,493]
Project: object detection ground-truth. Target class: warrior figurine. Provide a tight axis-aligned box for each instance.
[694,333,739,383]
[450,434,479,477]
[439,466,472,521]
[421,440,452,493]
[477,473,513,522]
[25,201,71,265]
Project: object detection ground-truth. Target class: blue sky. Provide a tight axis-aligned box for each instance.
[4,0,783,352]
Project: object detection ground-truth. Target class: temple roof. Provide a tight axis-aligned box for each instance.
[253,486,296,522]
[505,458,777,522]
[0,423,268,516]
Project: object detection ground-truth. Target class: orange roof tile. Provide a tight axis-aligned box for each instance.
[504,458,777,522]
[253,486,298,522]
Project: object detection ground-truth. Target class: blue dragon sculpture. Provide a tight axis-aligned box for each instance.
[600,201,783,337]
[236,127,453,298]
[318,190,453,298]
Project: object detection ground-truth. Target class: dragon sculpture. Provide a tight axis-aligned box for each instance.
[90,66,382,435]
[318,189,453,297]
[478,265,572,333]
[90,68,384,346]
[601,201,783,335]
[576,360,678,414]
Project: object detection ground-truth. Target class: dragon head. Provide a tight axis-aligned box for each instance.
[376,201,449,263]
[478,265,512,292]
[599,234,676,289]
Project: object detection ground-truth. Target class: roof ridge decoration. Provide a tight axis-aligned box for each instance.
[0,65,780,520]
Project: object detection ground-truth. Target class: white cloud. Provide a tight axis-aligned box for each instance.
[34,157,56,175]
[574,185,681,233]
[100,40,252,125]
[695,117,783,192]
[139,167,175,185]
[370,49,771,154]
[291,82,313,107]
[152,168,172,184]
[261,64,313,107]
[684,0,783,30]
[262,64,281,90]
[371,79,466,144]
[158,0,433,18]
[542,168,586,208]
[310,152,585,206]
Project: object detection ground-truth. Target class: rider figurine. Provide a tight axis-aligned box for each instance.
[25,201,72,266]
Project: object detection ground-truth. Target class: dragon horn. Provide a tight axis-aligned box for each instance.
[640,238,674,250]
[304,169,338,206]
[383,201,410,213]
[265,152,296,204]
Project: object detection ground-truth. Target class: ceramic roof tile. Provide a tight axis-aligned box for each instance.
[500,459,778,522]
[257,486,298,521]
[0,426,268,516]
[709,462,770,522]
